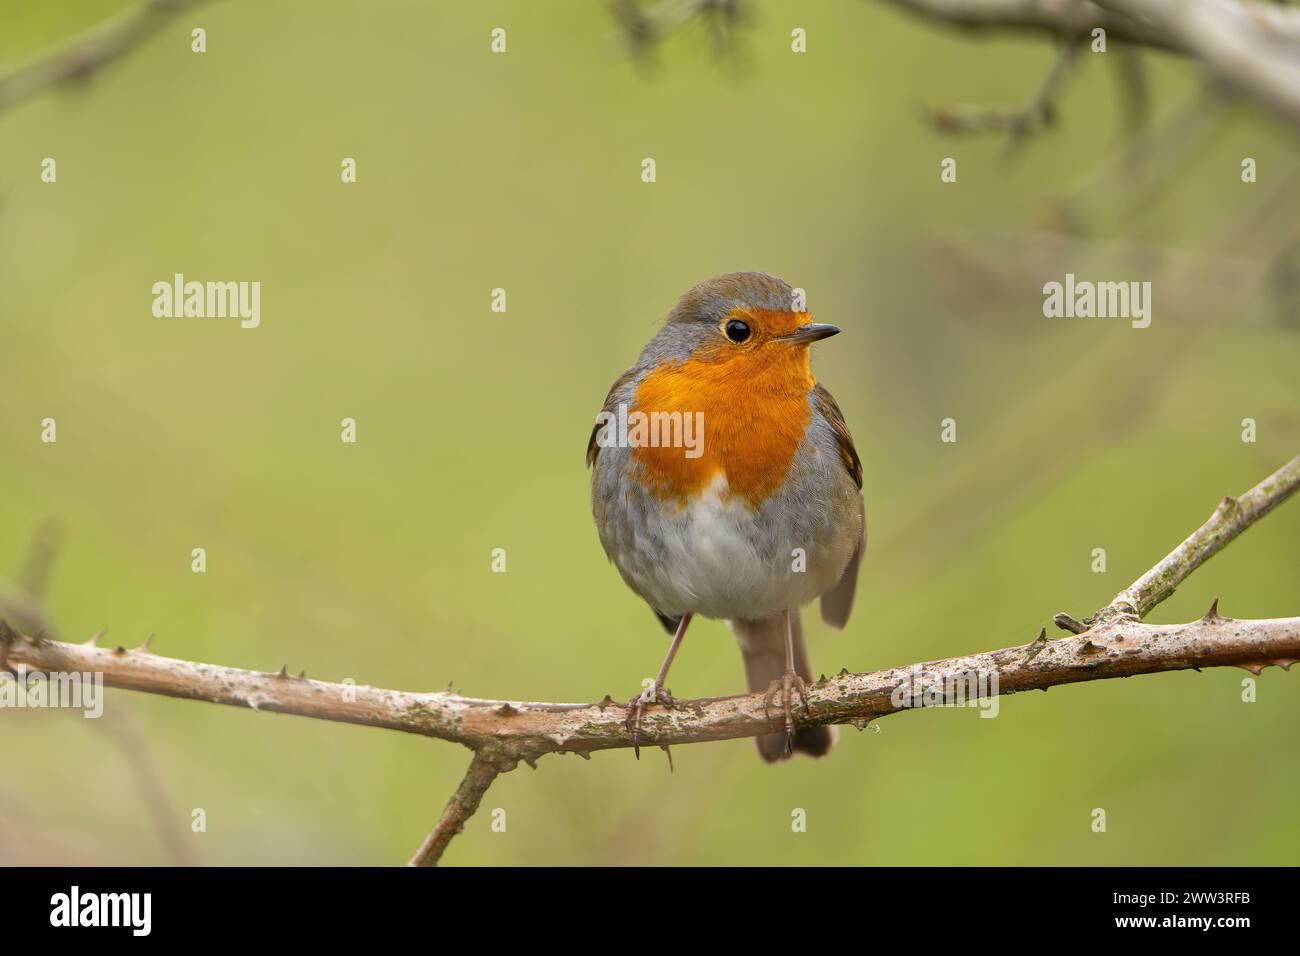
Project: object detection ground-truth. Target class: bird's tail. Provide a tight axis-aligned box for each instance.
[732,611,835,762]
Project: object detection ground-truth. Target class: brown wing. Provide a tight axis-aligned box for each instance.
[586,367,638,468]
[812,383,862,489]
[812,383,865,628]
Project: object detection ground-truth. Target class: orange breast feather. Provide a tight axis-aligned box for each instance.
[631,344,814,507]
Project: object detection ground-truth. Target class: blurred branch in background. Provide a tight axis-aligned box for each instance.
[610,0,756,58]
[886,0,1300,126]
[4,454,1298,864]
[611,0,1300,290]
[612,0,1300,132]
[890,153,1299,591]
[1097,0,1300,126]
[1051,78,1237,231]
[0,0,211,116]
[8,1,1300,133]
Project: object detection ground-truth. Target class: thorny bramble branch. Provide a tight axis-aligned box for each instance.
[3,454,1298,864]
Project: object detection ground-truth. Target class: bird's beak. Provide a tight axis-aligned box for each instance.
[775,323,841,344]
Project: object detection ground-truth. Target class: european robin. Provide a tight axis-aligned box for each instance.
[587,272,865,761]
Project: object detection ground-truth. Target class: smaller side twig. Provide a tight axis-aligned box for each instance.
[1088,453,1300,627]
[408,749,516,867]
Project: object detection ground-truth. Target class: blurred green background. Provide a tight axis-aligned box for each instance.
[2,0,1298,866]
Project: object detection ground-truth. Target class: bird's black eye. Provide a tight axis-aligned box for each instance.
[724,319,751,343]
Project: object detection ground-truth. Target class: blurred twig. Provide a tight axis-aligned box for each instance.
[1051,79,1235,234]
[0,521,62,637]
[99,708,203,866]
[0,0,211,116]
[0,526,198,865]
[16,519,61,601]
[4,454,1299,864]
[929,38,1080,136]
[609,0,753,58]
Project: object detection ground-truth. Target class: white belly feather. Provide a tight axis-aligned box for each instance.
[618,473,833,620]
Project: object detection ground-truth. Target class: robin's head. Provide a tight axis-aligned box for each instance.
[645,272,839,371]
[623,273,839,502]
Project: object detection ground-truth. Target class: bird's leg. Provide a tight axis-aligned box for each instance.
[626,613,692,759]
[763,609,809,756]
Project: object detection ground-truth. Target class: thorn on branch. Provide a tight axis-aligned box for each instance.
[1236,658,1298,675]
[1023,627,1049,661]
[1202,598,1227,623]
